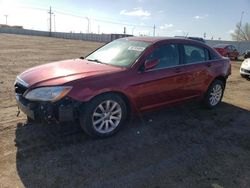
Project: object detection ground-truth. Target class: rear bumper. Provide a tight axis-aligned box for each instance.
[16,94,81,122]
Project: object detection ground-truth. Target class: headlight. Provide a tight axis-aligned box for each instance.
[242,59,250,66]
[24,86,72,102]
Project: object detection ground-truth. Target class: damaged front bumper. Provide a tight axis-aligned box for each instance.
[16,94,81,122]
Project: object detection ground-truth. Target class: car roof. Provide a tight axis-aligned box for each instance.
[123,36,205,44]
[213,44,230,48]
[124,36,173,43]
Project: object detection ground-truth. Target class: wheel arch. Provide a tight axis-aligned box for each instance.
[204,75,227,95]
[86,91,133,119]
[213,75,227,86]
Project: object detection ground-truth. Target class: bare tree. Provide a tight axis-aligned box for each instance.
[231,22,250,41]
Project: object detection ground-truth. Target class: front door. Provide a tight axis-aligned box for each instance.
[131,43,186,111]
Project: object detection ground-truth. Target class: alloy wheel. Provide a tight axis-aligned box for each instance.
[92,100,122,133]
[209,84,223,106]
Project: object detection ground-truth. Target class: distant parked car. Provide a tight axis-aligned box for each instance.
[244,50,250,59]
[15,37,231,138]
[240,58,250,79]
[213,44,239,60]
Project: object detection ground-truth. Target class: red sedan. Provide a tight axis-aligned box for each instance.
[213,44,239,60]
[15,37,231,138]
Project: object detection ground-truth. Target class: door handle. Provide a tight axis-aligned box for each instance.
[174,68,182,73]
[206,63,212,67]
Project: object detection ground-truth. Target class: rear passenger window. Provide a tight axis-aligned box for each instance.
[183,45,208,64]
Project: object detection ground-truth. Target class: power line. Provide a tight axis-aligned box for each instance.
[20,5,142,27]
[9,5,156,35]
[50,8,153,29]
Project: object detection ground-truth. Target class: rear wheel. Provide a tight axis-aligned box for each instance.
[79,94,127,138]
[203,80,225,109]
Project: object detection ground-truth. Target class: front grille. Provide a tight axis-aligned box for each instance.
[15,82,28,95]
[241,68,250,74]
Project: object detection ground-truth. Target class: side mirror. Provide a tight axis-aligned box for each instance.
[144,59,159,70]
[79,56,85,59]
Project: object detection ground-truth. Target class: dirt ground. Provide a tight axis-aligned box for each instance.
[0,34,250,188]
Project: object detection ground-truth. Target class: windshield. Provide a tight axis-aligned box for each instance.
[85,39,150,67]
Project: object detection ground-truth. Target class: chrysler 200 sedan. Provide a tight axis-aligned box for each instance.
[15,37,231,138]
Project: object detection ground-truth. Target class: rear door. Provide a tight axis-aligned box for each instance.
[178,44,211,97]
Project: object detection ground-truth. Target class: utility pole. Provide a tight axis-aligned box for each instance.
[54,14,56,32]
[4,15,8,25]
[98,25,100,34]
[237,11,244,51]
[203,32,206,39]
[85,17,90,33]
[237,11,244,42]
[153,24,156,37]
[132,26,135,35]
[123,27,126,34]
[48,6,53,36]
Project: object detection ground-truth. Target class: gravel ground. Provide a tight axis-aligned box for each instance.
[0,34,250,188]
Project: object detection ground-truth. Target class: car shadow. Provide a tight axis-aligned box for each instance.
[15,102,250,187]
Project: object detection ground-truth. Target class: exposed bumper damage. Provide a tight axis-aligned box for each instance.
[16,94,80,123]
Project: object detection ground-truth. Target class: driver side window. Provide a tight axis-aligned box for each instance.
[146,44,179,70]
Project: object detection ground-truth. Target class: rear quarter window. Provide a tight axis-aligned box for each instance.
[209,48,221,60]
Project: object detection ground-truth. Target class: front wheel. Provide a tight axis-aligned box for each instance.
[241,74,245,78]
[203,80,225,109]
[79,94,127,138]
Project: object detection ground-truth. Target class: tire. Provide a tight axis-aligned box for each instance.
[241,74,246,78]
[203,80,225,109]
[241,74,250,79]
[26,116,34,124]
[79,94,127,138]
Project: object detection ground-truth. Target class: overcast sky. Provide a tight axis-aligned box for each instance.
[0,0,249,40]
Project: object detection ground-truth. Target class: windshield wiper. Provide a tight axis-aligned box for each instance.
[86,59,104,64]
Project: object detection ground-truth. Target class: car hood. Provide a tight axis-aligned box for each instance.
[18,59,123,87]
